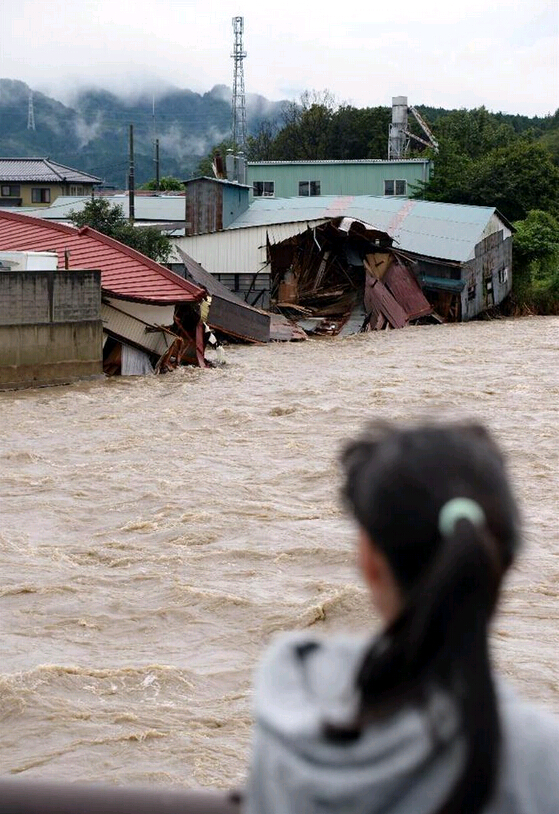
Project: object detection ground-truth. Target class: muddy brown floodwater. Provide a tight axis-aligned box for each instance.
[0,315,558,786]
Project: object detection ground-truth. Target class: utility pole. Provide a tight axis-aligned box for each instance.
[128,124,135,223]
[154,138,160,192]
[231,16,247,150]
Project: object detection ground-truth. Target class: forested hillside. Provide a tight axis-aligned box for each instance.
[0,79,283,187]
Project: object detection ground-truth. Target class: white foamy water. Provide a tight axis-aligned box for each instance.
[0,316,558,786]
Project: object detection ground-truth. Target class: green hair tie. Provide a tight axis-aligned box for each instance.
[438,497,486,537]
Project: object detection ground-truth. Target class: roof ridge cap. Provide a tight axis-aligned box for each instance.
[0,209,79,234]
[78,225,204,297]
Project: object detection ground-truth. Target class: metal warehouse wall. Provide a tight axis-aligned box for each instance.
[246,160,431,199]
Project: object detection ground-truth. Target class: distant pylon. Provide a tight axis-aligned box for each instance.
[27,92,36,131]
[231,16,247,150]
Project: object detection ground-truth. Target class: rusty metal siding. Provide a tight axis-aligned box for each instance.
[383,264,433,320]
[185,180,224,236]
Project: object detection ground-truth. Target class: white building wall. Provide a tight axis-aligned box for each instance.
[172,220,327,276]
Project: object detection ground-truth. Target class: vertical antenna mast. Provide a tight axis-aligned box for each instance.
[27,92,36,131]
[231,16,247,150]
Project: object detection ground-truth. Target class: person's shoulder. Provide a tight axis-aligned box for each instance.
[255,630,368,688]
[498,680,559,747]
[495,680,559,810]
[252,631,369,737]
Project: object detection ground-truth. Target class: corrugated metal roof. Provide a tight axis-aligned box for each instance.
[0,211,204,305]
[15,195,186,223]
[226,196,509,263]
[184,176,251,189]
[247,159,430,166]
[0,158,101,184]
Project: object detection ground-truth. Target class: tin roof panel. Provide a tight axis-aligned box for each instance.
[226,196,504,263]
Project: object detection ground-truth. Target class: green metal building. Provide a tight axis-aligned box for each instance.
[246,159,432,200]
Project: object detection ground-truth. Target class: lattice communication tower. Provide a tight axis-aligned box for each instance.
[27,92,36,131]
[231,16,247,150]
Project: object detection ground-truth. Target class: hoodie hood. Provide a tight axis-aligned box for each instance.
[247,632,464,814]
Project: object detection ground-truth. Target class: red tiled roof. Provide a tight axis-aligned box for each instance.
[0,210,204,304]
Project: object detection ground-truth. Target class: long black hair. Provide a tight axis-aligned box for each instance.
[339,420,520,814]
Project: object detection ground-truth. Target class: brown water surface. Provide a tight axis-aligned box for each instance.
[1,316,558,784]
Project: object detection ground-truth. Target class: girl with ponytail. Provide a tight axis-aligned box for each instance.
[245,421,559,814]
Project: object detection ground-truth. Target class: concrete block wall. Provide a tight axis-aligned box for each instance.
[0,270,103,389]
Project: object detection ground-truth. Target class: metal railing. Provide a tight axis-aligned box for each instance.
[0,778,242,814]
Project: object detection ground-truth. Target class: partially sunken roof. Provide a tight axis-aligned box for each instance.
[0,210,204,305]
[226,196,512,264]
[0,158,101,184]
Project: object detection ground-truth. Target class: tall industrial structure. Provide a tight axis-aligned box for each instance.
[388,96,438,158]
[231,16,247,150]
[27,92,35,131]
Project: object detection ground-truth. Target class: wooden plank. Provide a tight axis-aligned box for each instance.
[364,277,407,329]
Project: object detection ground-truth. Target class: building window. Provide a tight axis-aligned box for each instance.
[31,188,51,203]
[298,180,321,196]
[253,181,274,197]
[384,179,407,196]
[468,284,476,301]
[498,267,509,284]
[1,184,21,197]
[69,185,84,196]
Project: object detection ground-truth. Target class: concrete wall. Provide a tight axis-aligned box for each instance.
[0,270,103,389]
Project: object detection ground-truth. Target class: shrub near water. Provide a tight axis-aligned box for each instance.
[512,210,559,315]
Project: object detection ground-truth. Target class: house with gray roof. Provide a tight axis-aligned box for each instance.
[0,158,101,207]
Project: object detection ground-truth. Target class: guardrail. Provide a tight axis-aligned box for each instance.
[0,778,242,814]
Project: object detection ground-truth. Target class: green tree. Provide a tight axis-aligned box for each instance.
[323,105,391,159]
[416,139,559,222]
[140,176,184,191]
[69,198,173,264]
[270,91,337,160]
[472,141,559,221]
[514,209,559,263]
[245,120,278,161]
[434,107,516,160]
[512,210,559,312]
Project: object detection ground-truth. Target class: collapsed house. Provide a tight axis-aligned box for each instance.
[0,210,207,375]
[174,190,514,328]
[268,217,434,336]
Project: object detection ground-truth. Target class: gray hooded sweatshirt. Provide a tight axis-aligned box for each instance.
[244,632,559,814]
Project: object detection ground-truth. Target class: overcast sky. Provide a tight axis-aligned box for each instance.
[2,0,558,116]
